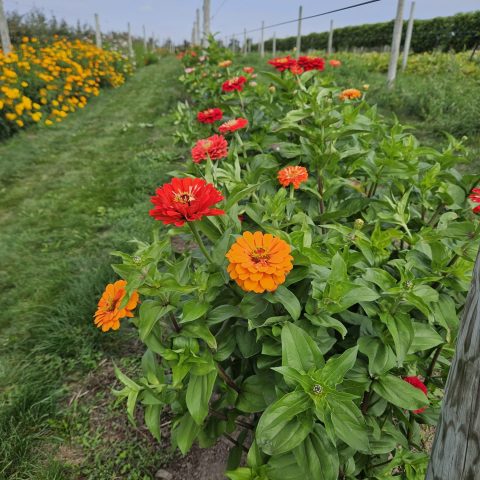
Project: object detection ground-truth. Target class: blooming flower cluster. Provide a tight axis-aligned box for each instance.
[268,54,327,75]
[0,36,132,133]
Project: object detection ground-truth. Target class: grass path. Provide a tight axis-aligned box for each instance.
[0,58,183,479]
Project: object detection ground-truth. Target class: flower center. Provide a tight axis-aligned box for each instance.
[224,119,236,127]
[202,140,212,150]
[173,191,196,205]
[250,247,270,265]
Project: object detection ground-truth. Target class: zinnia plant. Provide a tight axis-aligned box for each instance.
[218,117,248,134]
[99,39,479,480]
[197,107,223,124]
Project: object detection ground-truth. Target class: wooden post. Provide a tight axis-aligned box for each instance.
[260,21,265,58]
[94,13,102,49]
[0,0,12,55]
[426,249,480,479]
[202,0,210,46]
[327,19,334,56]
[296,5,303,58]
[196,9,201,45]
[402,1,415,71]
[247,38,251,54]
[232,34,236,53]
[143,25,147,51]
[272,31,276,57]
[127,22,134,59]
[191,24,196,46]
[243,28,247,55]
[387,0,405,89]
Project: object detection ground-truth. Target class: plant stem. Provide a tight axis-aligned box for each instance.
[426,344,443,384]
[188,222,215,265]
[236,90,245,114]
[223,433,249,453]
[216,363,241,393]
[169,312,181,333]
[209,409,254,430]
[317,168,325,215]
[361,390,371,415]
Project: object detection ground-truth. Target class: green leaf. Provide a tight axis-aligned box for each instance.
[181,322,217,350]
[207,304,241,325]
[235,326,261,358]
[181,300,209,323]
[408,322,443,353]
[225,183,262,210]
[186,369,217,425]
[237,373,277,413]
[319,346,358,387]
[373,375,429,410]
[138,301,175,341]
[380,312,413,366]
[144,404,162,442]
[358,337,396,376]
[293,424,339,480]
[328,399,370,452]
[272,366,312,390]
[256,390,313,455]
[328,252,347,283]
[173,412,200,454]
[267,285,301,320]
[281,322,324,372]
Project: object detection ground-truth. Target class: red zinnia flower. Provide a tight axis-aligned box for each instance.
[222,76,247,92]
[468,188,480,213]
[403,376,428,414]
[197,108,223,124]
[329,59,341,67]
[218,117,248,134]
[268,56,297,72]
[243,66,254,74]
[278,166,309,189]
[297,56,325,71]
[290,64,304,75]
[150,177,224,226]
[191,134,228,163]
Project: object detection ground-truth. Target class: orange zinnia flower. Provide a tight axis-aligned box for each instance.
[339,88,362,101]
[218,117,248,133]
[218,60,233,67]
[329,59,342,67]
[226,231,293,293]
[278,166,308,189]
[94,280,139,332]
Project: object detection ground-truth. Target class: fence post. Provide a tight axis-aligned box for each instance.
[94,13,102,49]
[232,34,236,53]
[260,21,265,58]
[196,9,201,45]
[0,0,11,55]
[127,22,134,59]
[296,5,303,58]
[327,19,334,55]
[143,25,148,51]
[402,1,415,71]
[387,0,405,89]
[243,28,247,55]
[203,0,210,46]
[272,31,276,57]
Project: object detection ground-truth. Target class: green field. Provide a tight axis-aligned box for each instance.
[0,53,478,479]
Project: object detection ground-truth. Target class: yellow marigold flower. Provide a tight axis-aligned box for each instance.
[21,81,28,87]
[33,102,41,110]
[45,119,53,126]
[363,84,369,90]
[16,119,24,127]
[22,96,32,109]
[339,88,362,101]
[226,231,293,293]
[31,112,42,122]
[94,280,139,332]
[218,60,232,67]
[0,100,3,110]
[6,113,17,121]
[14,104,24,116]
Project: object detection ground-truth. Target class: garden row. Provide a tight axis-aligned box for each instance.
[98,42,479,479]
[0,36,132,138]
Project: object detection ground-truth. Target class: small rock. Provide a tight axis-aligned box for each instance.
[155,469,173,480]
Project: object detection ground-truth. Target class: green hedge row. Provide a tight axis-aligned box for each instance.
[261,11,480,53]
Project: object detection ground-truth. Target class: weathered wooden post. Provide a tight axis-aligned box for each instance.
[94,13,102,49]
[387,0,405,89]
[272,31,276,56]
[402,1,415,71]
[143,25,148,51]
[202,0,210,46]
[243,28,247,55]
[327,19,334,56]
[260,21,265,58]
[127,22,134,59]
[295,5,303,58]
[426,249,480,479]
[196,9,201,45]
[0,0,12,55]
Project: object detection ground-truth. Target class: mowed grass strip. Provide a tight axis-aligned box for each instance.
[0,58,182,478]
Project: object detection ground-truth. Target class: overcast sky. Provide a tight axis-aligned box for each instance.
[4,0,480,44]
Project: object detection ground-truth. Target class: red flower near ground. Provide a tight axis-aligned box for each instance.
[297,56,325,71]
[150,177,224,226]
[222,76,247,92]
[289,64,304,75]
[268,56,297,72]
[278,166,309,189]
[94,280,139,332]
[243,66,254,74]
[403,376,428,414]
[329,59,342,67]
[218,117,248,134]
[191,134,228,163]
[197,108,223,124]
[468,188,480,213]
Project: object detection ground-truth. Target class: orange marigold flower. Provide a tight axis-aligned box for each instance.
[218,117,248,134]
[226,231,293,293]
[268,56,297,72]
[243,66,254,74]
[218,60,232,67]
[191,134,229,163]
[94,280,139,332]
[339,88,362,101]
[197,107,223,124]
[150,177,224,226]
[278,166,309,189]
[222,76,247,92]
[329,59,342,67]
